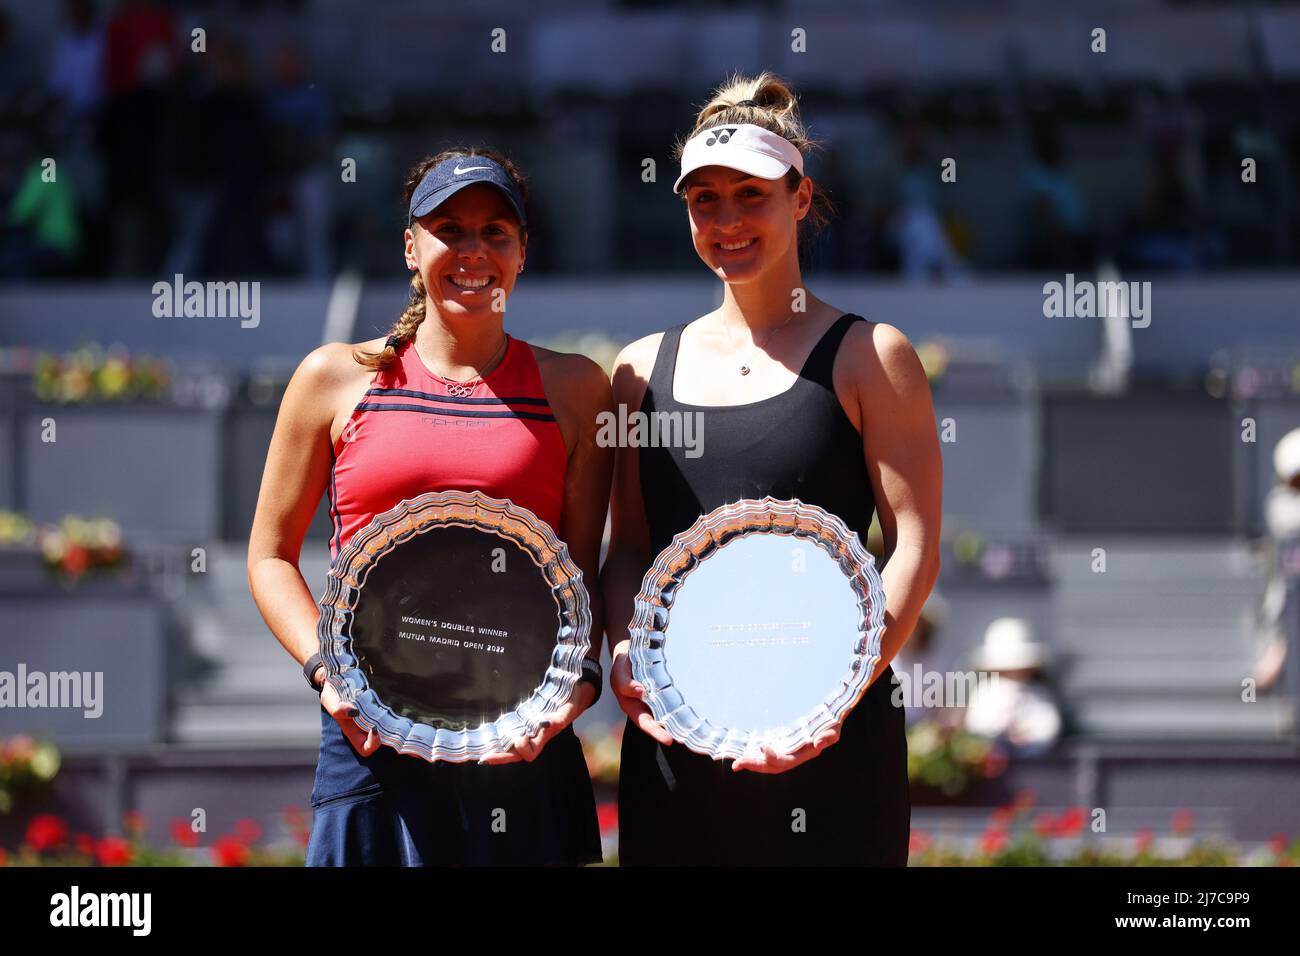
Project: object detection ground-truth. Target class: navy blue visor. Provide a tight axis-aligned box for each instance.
[407,156,526,229]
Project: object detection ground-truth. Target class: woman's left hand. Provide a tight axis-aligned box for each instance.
[729,724,842,774]
[476,680,598,765]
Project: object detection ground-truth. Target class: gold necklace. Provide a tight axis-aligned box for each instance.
[724,313,798,376]
[426,334,509,397]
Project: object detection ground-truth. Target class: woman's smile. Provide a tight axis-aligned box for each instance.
[446,273,495,291]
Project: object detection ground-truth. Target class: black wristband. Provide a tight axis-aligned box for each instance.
[578,657,603,706]
[303,652,325,693]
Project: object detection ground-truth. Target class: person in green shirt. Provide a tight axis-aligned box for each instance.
[8,157,81,274]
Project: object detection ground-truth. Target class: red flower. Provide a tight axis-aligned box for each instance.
[1032,812,1057,838]
[979,828,1007,855]
[122,810,147,835]
[26,814,69,852]
[1057,806,1087,838]
[909,830,932,854]
[63,545,90,577]
[990,805,1015,828]
[596,802,618,837]
[95,837,132,867]
[1135,827,1154,853]
[169,818,200,848]
[981,749,1009,778]
[212,835,249,867]
[75,832,96,855]
[281,805,307,827]
[0,847,6,866]
[1,736,35,764]
[1170,809,1194,836]
[1269,833,1289,855]
[233,818,262,844]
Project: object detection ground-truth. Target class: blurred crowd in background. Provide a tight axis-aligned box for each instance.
[1,0,334,280]
[1,0,1297,282]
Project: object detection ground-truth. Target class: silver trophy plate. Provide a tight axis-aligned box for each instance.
[316,489,590,762]
[629,497,886,761]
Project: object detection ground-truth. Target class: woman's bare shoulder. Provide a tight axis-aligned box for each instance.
[293,338,387,388]
[841,320,921,375]
[837,319,932,413]
[279,339,385,433]
[527,345,613,451]
[612,331,667,380]
[530,343,609,402]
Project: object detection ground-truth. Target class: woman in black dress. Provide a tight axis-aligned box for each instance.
[600,73,943,865]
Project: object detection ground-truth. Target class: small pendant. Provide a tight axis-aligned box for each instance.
[739,365,751,376]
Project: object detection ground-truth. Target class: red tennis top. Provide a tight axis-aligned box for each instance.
[326,334,568,561]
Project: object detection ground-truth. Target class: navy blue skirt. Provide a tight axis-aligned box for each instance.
[305,708,602,866]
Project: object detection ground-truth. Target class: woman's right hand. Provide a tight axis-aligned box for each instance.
[610,639,674,746]
[320,677,381,757]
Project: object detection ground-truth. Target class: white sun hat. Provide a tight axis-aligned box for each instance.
[673,123,805,193]
[1273,427,1300,482]
[970,617,1047,671]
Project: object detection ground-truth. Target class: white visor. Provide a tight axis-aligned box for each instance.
[673,123,805,193]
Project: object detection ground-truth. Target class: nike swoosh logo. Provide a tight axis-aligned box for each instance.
[454,165,491,175]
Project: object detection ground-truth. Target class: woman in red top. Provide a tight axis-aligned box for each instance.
[248,147,613,865]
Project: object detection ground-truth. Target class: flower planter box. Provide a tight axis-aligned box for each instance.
[0,585,169,753]
[0,546,141,595]
[18,406,223,543]
[0,547,50,593]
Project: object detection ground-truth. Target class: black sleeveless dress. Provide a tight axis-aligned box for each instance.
[618,313,911,866]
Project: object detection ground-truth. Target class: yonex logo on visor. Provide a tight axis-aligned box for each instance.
[674,123,805,193]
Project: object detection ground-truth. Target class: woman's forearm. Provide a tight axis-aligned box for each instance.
[247,556,324,669]
[871,540,941,685]
[600,548,649,658]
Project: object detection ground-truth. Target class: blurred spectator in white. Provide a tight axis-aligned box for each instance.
[1254,427,1300,692]
[265,43,334,278]
[964,617,1061,755]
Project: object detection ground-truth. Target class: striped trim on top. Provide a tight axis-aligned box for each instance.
[354,402,556,422]
[358,385,556,421]
[365,386,552,407]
